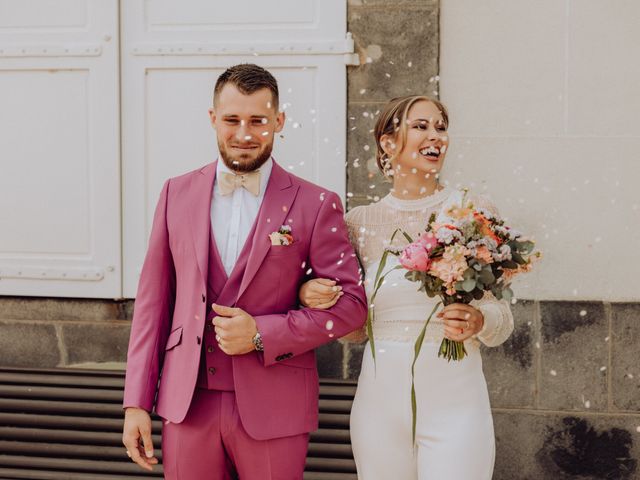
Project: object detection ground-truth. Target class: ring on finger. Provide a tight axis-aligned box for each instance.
[465,321,470,329]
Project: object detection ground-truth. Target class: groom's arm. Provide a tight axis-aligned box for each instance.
[254,191,367,367]
[123,179,176,411]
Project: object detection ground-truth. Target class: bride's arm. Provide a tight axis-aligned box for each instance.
[472,292,514,347]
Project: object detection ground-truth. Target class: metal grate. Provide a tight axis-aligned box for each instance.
[0,368,357,479]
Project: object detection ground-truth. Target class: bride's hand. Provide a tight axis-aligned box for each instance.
[437,303,485,341]
[299,278,343,309]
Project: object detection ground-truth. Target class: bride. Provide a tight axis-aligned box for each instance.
[299,95,514,479]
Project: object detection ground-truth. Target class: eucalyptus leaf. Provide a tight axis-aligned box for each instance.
[462,278,476,292]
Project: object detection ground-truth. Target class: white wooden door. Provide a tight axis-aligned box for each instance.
[121,0,353,297]
[0,0,121,298]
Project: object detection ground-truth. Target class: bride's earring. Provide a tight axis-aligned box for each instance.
[381,154,394,178]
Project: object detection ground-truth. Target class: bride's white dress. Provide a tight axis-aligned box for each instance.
[345,188,514,480]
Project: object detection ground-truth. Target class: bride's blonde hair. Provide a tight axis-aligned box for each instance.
[373,95,449,179]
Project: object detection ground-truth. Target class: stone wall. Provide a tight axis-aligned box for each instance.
[346,0,439,209]
[2,297,638,478]
[0,297,132,369]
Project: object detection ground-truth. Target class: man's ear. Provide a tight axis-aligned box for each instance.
[208,108,216,128]
[379,134,397,156]
[274,111,286,133]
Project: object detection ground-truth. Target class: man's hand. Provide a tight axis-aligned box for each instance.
[211,303,258,355]
[122,407,158,471]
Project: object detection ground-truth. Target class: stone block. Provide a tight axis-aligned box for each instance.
[611,303,640,411]
[539,301,609,411]
[348,6,439,102]
[346,103,390,208]
[349,0,437,6]
[315,341,344,379]
[494,411,640,480]
[482,299,537,408]
[0,297,132,321]
[61,322,131,365]
[0,320,61,367]
[346,342,367,380]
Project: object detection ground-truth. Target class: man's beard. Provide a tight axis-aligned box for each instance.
[218,140,274,173]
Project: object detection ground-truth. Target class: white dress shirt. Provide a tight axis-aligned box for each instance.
[211,158,273,276]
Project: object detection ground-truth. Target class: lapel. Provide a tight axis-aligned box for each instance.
[234,161,300,303]
[188,161,225,287]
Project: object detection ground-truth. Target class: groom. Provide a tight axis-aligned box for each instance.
[121,63,367,479]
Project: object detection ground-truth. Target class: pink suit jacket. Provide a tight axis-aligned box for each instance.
[123,160,367,440]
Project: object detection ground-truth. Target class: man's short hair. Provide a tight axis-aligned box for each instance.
[213,64,279,110]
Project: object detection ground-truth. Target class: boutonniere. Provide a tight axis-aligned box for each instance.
[269,225,294,246]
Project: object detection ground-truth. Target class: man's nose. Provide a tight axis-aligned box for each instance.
[235,121,251,141]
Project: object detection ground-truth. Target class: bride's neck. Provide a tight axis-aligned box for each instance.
[390,170,441,200]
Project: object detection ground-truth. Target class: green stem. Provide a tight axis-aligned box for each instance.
[411,300,442,444]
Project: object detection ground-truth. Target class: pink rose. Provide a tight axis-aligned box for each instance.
[399,242,432,272]
[418,232,438,253]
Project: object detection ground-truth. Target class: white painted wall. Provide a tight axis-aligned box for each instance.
[440,0,640,301]
[0,0,121,298]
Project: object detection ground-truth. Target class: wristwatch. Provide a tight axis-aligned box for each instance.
[252,331,264,352]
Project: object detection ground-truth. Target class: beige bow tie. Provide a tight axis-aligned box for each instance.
[218,170,261,197]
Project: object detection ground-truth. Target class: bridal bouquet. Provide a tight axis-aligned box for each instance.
[366,189,540,439]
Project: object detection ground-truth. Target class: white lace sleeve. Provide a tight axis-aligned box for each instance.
[469,192,515,347]
[471,291,514,347]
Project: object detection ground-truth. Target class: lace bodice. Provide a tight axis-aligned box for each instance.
[345,187,514,347]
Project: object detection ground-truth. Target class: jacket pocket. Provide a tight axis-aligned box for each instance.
[266,243,301,257]
[164,326,183,351]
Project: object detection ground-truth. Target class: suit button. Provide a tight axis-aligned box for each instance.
[205,325,213,332]
[202,294,206,303]
[208,367,216,375]
[196,336,201,345]
[207,345,214,353]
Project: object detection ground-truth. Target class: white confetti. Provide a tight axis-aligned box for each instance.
[579,310,587,316]
[331,227,337,233]
[325,320,334,331]
[550,370,557,376]
[359,88,366,94]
